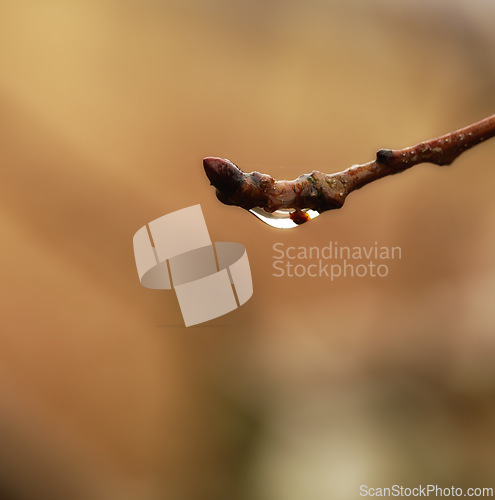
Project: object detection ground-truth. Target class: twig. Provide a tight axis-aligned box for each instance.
[203,114,495,224]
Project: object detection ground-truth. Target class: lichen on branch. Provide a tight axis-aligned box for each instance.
[203,114,495,220]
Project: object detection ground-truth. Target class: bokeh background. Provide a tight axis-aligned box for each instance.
[1,0,495,498]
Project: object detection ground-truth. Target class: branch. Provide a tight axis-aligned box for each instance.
[203,114,495,224]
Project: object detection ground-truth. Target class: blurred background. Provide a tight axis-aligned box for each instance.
[1,0,495,498]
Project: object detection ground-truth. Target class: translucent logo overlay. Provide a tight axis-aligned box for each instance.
[133,205,253,327]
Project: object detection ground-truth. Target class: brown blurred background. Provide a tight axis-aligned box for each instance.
[1,0,495,498]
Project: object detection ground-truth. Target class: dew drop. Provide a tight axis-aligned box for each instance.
[249,208,320,229]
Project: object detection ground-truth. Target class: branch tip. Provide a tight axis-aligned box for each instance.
[204,114,495,218]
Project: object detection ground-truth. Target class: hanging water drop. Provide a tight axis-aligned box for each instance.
[248,208,320,229]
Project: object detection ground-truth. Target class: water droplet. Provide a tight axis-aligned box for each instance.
[249,208,320,229]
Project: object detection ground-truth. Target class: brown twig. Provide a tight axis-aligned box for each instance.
[203,114,495,224]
